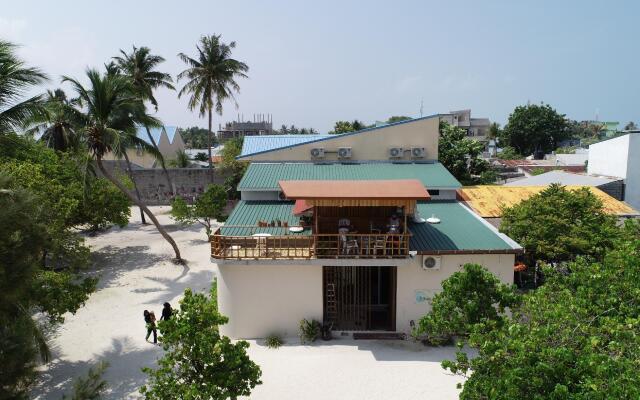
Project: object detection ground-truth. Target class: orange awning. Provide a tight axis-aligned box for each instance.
[292,199,313,215]
[279,180,430,200]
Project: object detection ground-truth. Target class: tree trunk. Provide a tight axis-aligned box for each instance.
[97,157,183,262]
[207,108,213,170]
[122,151,147,225]
[144,125,174,194]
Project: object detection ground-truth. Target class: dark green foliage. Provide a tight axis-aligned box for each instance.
[140,287,261,399]
[496,146,522,160]
[167,149,190,168]
[444,222,640,399]
[219,137,247,200]
[386,115,412,124]
[265,334,284,349]
[298,319,321,344]
[194,151,209,161]
[329,120,366,134]
[276,125,317,135]
[500,184,619,266]
[500,103,569,156]
[438,121,490,184]
[62,361,109,400]
[171,184,227,237]
[181,126,215,149]
[416,264,520,345]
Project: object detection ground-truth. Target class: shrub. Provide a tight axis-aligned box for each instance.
[298,319,321,344]
[265,333,284,349]
[416,264,520,345]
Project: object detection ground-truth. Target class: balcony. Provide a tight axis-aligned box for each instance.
[210,227,411,260]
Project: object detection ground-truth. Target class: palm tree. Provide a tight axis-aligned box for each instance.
[62,69,182,262]
[0,40,48,135]
[24,89,85,151]
[177,35,248,170]
[168,149,191,168]
[114,46,175,191]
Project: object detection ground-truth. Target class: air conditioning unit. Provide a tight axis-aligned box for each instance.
[338,147,352,159]
[310,148,325,159]
[422,255,441,270]
[389,147,403,158]
[411,147,426,158]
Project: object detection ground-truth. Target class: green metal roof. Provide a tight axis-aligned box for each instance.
[238,162,461,191]
[220,201,311,236]
[409,202,519,254]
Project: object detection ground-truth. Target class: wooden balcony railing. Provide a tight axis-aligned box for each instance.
[210,227,411,260]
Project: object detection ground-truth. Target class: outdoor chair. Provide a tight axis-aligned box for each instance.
[340,234,359,255]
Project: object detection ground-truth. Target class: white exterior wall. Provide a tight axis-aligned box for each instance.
[624,134,640,211]
[217,253,514,339]
[218,264,323,339]
[588,134,630,178]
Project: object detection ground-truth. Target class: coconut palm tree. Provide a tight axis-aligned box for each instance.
[114,46,175,191]
[0,40,48,135]
[177,35,248,169]
[62,68,182,262]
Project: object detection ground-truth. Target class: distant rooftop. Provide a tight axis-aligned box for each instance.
[240,134,330,157]
[136,126,181,145]
[505,170,616,187]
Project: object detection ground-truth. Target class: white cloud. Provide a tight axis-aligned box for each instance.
[0,17,28,40]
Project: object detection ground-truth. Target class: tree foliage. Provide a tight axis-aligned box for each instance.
[171,184,227,237]
[438,121,491,184]
[168,149,191,168]
[500,184,618,266]
[386,115,411,124]
[140,287,262,400]
[62,361,109,400]
[180,126,216,149]
[416,264,520,345]
[444,221,640,399]
[500,103,569,156]
[329,120,366,134]
[219,136,247,200]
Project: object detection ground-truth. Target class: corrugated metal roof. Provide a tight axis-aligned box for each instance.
[240,135,330,157]
[238,162,461,190]
[136,126,180,145]
[220,201,310,236]
[409,201,518,253]
[458,185,638,217]
[504,170,615,187]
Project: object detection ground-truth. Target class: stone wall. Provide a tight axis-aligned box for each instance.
[102,161,229,205]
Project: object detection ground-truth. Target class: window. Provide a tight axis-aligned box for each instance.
[428,189,440,196]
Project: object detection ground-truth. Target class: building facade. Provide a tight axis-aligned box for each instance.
[440,109,491,143]
[103,126,185,169]
[211,116,522,339]
[217,115,273,141]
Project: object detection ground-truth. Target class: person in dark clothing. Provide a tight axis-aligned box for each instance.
[144,310,157,343]
[160,302,172,321]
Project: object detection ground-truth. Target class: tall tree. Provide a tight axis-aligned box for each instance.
[500,103,569,156]
[438,121,490,183]
[114,46,176,191]
[624,121,637,131]
[177,35,249,170]
[62,69,183,262]
[0,40,48,135]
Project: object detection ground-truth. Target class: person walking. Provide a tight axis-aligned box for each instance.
[160,302,173,321]
[144,310,157,344]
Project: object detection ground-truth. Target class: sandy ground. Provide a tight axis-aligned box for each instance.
[31,206,466,399]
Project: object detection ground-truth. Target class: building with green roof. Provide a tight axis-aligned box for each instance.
[212,116,522,339]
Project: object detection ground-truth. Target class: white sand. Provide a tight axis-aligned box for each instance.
[31,206,466,399]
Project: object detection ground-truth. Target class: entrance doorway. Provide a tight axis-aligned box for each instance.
[323,266,397,331]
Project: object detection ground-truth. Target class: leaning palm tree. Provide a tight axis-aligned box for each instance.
[62,68,182,262]
[0,40,48,135]
[177,35,248,169]
[114,46,175,191]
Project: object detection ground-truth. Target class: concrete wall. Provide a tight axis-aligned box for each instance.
[217,264,323,339]
[588,134,630,178]
[101,161,227,205]
[217,253,515,339]
[241,116,440,162]
[625,134,640,211]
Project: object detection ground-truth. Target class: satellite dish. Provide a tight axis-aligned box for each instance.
[426,214,440,224]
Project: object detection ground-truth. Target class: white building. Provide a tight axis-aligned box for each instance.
[588,133,640,210]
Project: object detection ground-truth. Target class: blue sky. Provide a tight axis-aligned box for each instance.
[2,0,638,132]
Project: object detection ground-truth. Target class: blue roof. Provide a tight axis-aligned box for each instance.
[237,115,440,159]
[164,126,178,143]
[240,135,331,157]
[136,126,180,145]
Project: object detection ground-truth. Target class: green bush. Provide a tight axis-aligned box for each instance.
[298,319,321,344]
[265,333,284,349]
[416,264,520,345]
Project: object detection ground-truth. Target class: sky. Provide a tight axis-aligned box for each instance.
[1,0,638,132]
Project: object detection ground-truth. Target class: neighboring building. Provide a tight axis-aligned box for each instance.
[103,126,185,169]
[588,132,640,211]
[584,120,620,137]
[217,115,273,141]
[504,170,625,200]
[440,109,491,143]
[459,185,637,220]
[211,116,522,339]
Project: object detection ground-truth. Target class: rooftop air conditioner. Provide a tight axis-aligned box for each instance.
[338,147,352,159]
[411,147,426,159]
[389,147,403,158]
[422,255,441,271]
[310,148,325,159]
